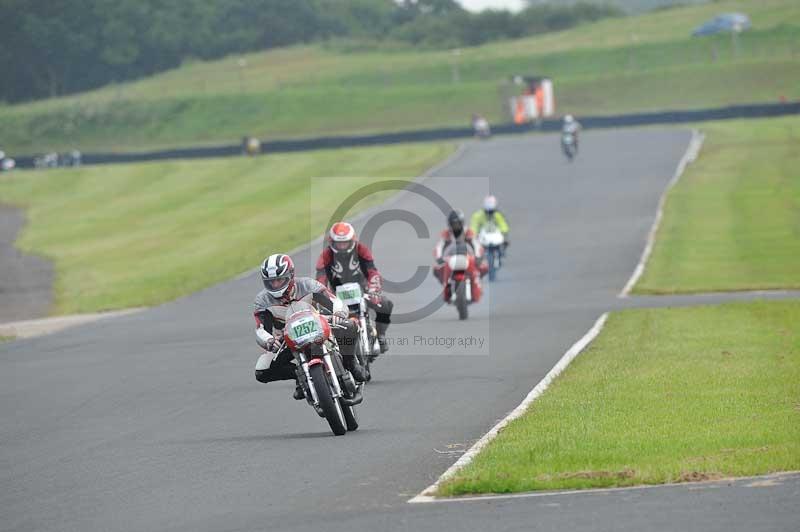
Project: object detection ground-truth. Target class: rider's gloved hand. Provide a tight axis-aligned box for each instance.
[328,314,349,328]
[367,276,383,305]
[256,326,279,352]
[368,276,382,294]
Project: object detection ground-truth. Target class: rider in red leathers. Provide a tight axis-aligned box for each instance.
[315,222,393,353]
[433,210,487,302]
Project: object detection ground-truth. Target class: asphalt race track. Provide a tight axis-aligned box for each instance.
[2,130,797,532]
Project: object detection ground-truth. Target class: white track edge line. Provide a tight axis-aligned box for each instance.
[409,471,800,505]
[618,129,705,298]
[233,143,468,282]
[408,312,609,504]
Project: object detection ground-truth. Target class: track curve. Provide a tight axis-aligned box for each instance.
[7,129,780,532]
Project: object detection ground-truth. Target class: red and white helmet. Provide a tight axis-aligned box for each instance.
[328,222,356,254]
[260,253,295,299]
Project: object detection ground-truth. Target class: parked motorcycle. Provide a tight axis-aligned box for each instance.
[561,131,577,162]
[335,282,380,382]
[478,223,505,282]
[283,301,361,436]
[440,241,478,320]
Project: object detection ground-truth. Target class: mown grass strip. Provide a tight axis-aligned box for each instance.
[0,143,452,314]
[635,115,800,294]
[438,300,800,495]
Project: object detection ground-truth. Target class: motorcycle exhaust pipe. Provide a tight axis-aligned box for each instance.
[340,384,364,406]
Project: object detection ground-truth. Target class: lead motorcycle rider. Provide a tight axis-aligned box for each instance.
[433,210,488,302]
[253,253,365,400]
[315,222,393,354]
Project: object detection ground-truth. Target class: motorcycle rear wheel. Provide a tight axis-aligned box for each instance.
[309,363,347,436]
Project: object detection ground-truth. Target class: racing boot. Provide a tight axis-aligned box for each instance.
[375,320,390,354]
[343,355,366,383]
[293,380,305,400]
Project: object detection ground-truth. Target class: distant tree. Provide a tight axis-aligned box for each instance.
[0,0,622,103]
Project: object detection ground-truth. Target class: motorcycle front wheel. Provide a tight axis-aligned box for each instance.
[455,280,469,320]
[309,363,347,436]
[488,248,497,282]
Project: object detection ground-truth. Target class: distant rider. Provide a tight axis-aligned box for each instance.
[315,222,393,353]
[470,195,510,252]
[253,253,365,400]
[433,210,487,300]
[471,113,491,138]
[562,114,582,150]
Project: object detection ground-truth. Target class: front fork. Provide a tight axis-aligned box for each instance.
[359,314,371,356]
[298,348,348,408]
[449,277,472,302]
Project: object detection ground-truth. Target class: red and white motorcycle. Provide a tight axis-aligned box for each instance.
[335,282,380,382]
[283,301,361,436]
[438,241,482,320]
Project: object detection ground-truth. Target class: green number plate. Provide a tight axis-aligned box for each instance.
[336,282,363,306]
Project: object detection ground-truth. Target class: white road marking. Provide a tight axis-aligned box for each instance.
[409,471,800,505]
[619,129,705,297]
[409,312,609,503]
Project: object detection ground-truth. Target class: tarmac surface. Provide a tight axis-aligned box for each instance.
[2,130,797,532]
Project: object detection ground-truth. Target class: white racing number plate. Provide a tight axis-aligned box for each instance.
[287,314,321,347]
[336,282,363,306]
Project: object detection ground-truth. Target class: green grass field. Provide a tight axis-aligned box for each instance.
[0,143,452,314]
[438,300,800,495]
[2,0,798,154]
[635,115,800,294]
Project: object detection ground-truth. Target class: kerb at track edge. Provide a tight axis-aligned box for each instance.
[409,312,609,503]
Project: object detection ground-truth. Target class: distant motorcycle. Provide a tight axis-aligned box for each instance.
[478,223,505,282]
[561,131,577,161]
[283,301,361,436]
[335,282,380,382]
[473,118,491,139]
[440,241,479,320]
[0,150,14,172]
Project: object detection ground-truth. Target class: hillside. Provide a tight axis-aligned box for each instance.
[1,0,798,154]
[527,0,709,14]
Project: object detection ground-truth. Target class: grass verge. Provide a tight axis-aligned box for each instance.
[438,300,800,495]
[0,143,453,314]
[635,115,800,294]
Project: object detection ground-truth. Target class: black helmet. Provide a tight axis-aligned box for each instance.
[448,209,465,238]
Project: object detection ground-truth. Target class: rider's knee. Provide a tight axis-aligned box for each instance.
[254,353,272,383]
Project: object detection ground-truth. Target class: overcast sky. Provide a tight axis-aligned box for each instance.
[457,0,527,12]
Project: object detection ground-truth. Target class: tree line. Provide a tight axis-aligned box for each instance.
[0,0,622,103]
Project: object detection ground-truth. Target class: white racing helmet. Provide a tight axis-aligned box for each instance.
[483,195,498,213]
[260,253,295,299]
